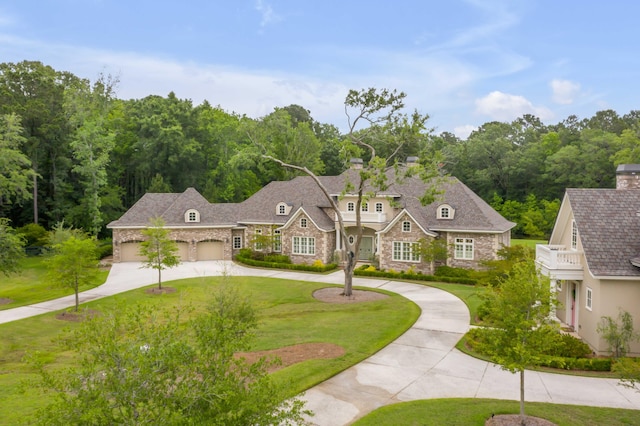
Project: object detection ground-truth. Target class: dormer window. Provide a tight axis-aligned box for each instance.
[276,202,292,216]
[437,204,455,220]
[185,209,200,223]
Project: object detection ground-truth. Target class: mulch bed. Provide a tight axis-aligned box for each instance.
[237,342,346,372]
[0,298,13,306]
[486,414,557,425]
[312,287,389,303]
[145,287,177,295]
[55,309,101,322]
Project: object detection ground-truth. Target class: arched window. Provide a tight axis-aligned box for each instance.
[184,209,200,223]
[437,204,455,220]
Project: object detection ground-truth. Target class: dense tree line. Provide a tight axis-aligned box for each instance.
[1,60,639,239]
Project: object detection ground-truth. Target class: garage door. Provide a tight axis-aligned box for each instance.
[176,242,190,261]
[197,241,224,260]
[120,241,145,262]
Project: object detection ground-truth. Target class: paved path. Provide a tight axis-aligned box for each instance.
[2,261,639,425]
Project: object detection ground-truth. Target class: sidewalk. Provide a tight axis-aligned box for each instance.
[2,261,639,425]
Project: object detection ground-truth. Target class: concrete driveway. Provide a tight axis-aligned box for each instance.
[1,261,639,425]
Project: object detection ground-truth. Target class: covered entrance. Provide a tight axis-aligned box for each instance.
[358,236,373,261]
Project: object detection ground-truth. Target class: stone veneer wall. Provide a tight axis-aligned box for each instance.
[281,213,335,265]
[112,227,233,262]
[378,214,435,274]
[444,232,499,269]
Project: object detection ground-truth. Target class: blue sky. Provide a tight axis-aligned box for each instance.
[1,1,638,138]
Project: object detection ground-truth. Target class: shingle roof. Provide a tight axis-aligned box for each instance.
[567,188,640,277]
[109,168,514,235]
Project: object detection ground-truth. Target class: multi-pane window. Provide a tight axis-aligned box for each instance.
[392,241,420,262]
[402,221,411,232]
[185,209,200,222]
[300,218,307,228]
[233,236,242,249]
[586,287,593,311]
[278,204,286,215]
[454,238,474,259]
[440,207,449,218]
[571,220,578,250]
[273,229,282,252]
[254,229,263,250]
[375,202,383,213]
[293,236,315,255]
[362,202,369,212]
[347,202,355,212]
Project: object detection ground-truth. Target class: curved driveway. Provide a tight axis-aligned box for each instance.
[2,261,639,425]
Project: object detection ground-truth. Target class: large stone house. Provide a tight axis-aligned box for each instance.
[536,164,640,356]
[108,164,515,274]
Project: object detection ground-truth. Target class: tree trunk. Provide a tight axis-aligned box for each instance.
[74,279,79,312]
[343,252,355,296]
[32,172,38,224]
[519,369,526,425]
[158,268,162,290]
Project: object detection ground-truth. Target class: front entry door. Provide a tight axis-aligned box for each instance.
[359,236,373,261]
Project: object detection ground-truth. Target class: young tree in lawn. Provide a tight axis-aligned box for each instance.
[139,217,180,289]
[260,88,442,296]
[0,218,26,276]
[27,286,308,425]
[482,258,555,425]
[47,234,99,312]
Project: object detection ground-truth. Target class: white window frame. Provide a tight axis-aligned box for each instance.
[278,204,286,215]
[392,241,420,262]
[402,221,411,232]
[347,202,355,212]
[273,229,282,252]
[254,229,263,251]
[454,238,474,260]
[375,202,383,213]
[571,220,578,250]
[185,209,200,223]
[348,235,355,245]
[292,236,315,255]
[586,287,593,311]
[361,202,369,212]
[233,236,242,249]
[300,218,308,228]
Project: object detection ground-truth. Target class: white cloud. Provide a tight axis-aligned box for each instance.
[255,0,282,28]
[550,79,581,104]
[475,91,553,122]
[453,124,477,140]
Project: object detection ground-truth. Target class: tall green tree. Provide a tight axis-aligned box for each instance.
[139,217,180,289]
[47,234,99,311]
[481,259,555,424]
[64,74,117,235]
[0,113,37,210]
[0,218,25,275]
[27,287,307,425]
[263,88,442,296]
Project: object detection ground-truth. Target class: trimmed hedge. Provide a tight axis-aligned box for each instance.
[235,255,338,273]
[354,268,477,285]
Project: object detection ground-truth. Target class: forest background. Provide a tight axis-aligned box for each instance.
[2,60,640,240]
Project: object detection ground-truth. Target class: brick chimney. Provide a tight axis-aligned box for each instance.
[616,164,640,189]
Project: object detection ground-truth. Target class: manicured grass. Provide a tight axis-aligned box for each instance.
[352,398,640,425]
[0,276,419,424]
[0,256,109,310]
[512,238,548,249]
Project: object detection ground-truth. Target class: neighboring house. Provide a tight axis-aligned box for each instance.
[108,161,515,274]
[536,164,640,356]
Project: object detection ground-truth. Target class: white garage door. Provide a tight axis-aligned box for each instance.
[176,242,190,261]
[197,241,224,260]
[120,241,145,262]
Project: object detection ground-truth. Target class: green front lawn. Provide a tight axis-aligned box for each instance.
[353,398,640,426]
[0,256,109,310]
[0,276,419,424]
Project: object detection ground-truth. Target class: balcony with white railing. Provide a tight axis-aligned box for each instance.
[338,211,387,224]
[535,244,584,280]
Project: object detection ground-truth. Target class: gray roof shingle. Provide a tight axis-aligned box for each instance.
[567,188,640,277]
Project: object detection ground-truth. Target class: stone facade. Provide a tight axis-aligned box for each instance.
[281,213,335,265]
[443,231,503,269]
[378,213,436,274]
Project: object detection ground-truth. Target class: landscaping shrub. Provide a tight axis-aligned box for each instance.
[235,252,337,273]
[435,265,471,278]
[354,268,477,285]
[264,254,291,264]
[96,238,113,259]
